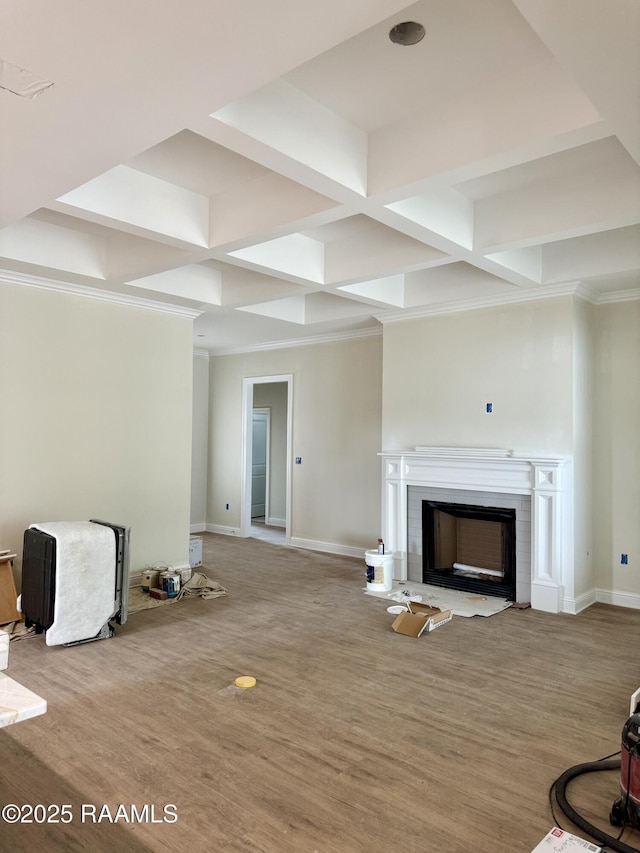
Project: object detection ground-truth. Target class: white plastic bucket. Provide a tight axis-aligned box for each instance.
[364,550,393,592]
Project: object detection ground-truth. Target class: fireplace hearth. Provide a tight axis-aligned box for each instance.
[422,500,516,599]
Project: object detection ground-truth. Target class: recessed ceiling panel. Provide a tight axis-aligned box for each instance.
[213,263,307,307]
[127,264,222,305]
[212,78,367,194]
[0,217,106,279]
[229,233,324,283]
[403,262,516,307]
[210,172,340,247]
[469,138,640,251]
[318,215,448,283]
[284,0,550,132]
[387,188,473,249]
[238,291,375,325]
[339,274,406,307]
[58,165,210,247]
[127,130,270,196]
[541,225,640,285]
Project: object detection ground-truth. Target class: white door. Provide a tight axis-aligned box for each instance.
[251,410,269,518]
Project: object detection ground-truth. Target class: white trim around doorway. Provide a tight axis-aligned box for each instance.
[241,374,293,544]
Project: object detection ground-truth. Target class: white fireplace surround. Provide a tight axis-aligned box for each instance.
[380,448,574,614]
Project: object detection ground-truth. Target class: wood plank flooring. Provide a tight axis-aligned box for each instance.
[2,532,640,852]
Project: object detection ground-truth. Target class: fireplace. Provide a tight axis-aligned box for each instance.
[422,500,516,599]
[379,448,574,613]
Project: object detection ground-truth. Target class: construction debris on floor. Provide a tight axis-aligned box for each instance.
[390,601,453,638]
[128,571,227,614]
[366,579,513,618]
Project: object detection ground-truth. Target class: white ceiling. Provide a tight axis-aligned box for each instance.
[1,0,639,354]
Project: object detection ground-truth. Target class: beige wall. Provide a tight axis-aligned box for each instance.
[0,281,194,582]
[208,335,383,549]
[571,298,595,599]
[593,300,640,596]
[381,295,640,605]
[190,353,210,529]
[381,297,576,454]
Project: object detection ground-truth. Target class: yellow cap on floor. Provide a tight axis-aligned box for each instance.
[234,676,256,688]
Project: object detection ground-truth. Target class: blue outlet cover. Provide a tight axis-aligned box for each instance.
[486,403,493,413]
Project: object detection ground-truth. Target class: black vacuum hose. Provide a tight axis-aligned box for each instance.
[553,758,640,853]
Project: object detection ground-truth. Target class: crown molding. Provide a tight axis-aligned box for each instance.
[193,348,210,357]
[596,287,640,304]
[208,324,381,356]
[0,270,203,319]
[374,282,592,324]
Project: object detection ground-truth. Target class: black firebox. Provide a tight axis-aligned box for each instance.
[422,500,516,599]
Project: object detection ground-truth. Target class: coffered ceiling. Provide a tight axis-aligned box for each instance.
[2,0,639,353]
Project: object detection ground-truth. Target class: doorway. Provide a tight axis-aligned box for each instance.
[251,409,270,520]
[241,375,293,544]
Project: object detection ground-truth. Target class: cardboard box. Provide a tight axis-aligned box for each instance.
[530,828,601,852]
[391,602,452,638]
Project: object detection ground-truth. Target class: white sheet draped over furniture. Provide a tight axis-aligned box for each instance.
[29,521,116,646]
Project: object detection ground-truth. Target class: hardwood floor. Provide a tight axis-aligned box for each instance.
[2,532,640,852]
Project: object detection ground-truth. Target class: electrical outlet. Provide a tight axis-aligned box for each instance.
[295,457,302,464]
[225,503,229,510]
[486,403,493,413]
[621,553,628,565]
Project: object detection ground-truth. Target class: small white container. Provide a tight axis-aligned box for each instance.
[364,550,394,592]
[189,537,202,568]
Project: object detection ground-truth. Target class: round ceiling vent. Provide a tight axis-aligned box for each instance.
[388,21,426,46]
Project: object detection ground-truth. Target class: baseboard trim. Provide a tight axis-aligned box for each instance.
[563,589,597,615]
[266,517,286,529]
[205,523,245,537]
[190,523,206,533]
[596,588,640,610]
[289,537,364,560]
[128,563,192,587]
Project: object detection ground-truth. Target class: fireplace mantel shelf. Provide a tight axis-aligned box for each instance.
[379,447,574,615]
[382,448,568,466]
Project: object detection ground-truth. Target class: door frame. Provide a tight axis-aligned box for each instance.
[241,374,293,542]
[251,407,271,522]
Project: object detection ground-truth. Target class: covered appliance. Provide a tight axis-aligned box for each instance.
[21,519,129,646]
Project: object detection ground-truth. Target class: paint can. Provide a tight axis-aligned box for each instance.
[141,569,160,592]
[364,550,394,592]
[179,567,192,585]
[160,571,181,598]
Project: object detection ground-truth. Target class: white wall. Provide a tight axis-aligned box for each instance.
[593,300,640,601]
[190,352,210,530]
[0,280,194,583]
[208,335,382,551]
[253,381,288,525]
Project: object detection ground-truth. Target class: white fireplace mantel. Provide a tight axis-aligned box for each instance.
[379,448,574,614]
